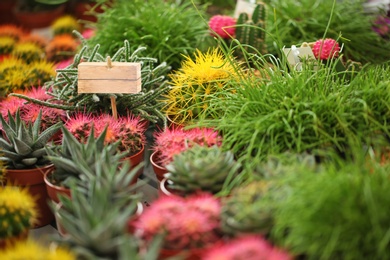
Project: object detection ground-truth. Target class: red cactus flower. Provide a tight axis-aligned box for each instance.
[24,86,51,101]
[312,38,340,60]
[0,96,25,119]
[21,104,65,130]
[202,235,292,260]
[209,15,236,39]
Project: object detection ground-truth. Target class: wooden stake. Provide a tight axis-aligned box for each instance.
[106,56,118,120]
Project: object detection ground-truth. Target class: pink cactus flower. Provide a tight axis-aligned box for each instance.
[202,235,292,260]
[312,38,340,60]
[209,15,236,39]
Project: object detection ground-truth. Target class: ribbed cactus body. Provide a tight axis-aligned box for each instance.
[235,3,267,57]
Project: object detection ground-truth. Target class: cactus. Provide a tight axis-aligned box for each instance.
[165,145,238,195]
[235,3,267,57]
[11,42,44,63]
[0,36,15,55]
[0,186,37,239]
[51,15,81,36]
[45,34,78,62]
[163,48,242,125]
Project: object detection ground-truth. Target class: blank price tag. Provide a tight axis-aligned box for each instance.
[78,62,141,94]
[283,46,316,70]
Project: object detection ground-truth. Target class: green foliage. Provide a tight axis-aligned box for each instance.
[54,152,144,259]
[165,145,239,195]
[235,3,267,58]
[197,60,390,170]
[271,161,390,260]
[88,0,210,70]
[10,37,171,124]
[45,126,125,188]
[0,110,62,169]
[263,0,390,64]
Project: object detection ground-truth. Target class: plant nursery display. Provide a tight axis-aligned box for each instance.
[1,0,390,258]
[0,186,37,247]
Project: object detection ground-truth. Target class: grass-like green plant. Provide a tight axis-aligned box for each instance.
[271,158,390,260]
[88,0,210,70]
[10,35,171,124]
[196,50,390,172]
[263,0,390,64]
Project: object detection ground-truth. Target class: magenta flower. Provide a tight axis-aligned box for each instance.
[209,15,236,39]
[312,38,340,60]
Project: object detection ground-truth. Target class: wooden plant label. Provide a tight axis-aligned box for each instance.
[78,62,141,94]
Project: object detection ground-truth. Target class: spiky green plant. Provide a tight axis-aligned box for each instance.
[234,3,267,58]
[45,126,125,189]
[0,186,37,239]
[165,145,239,196]
[88,0,210,70]
[271,159,390,260]
[0,110,62,169]
[163,48,244,125]
[53,152,144,259]
[196,57,390,173]
[10,36,171,124]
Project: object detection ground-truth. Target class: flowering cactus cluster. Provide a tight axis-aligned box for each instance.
[153,126,222,166]
[65,112,146,155]
[132,193,222,251]
[312,38,340,60]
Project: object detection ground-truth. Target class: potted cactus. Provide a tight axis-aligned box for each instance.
[131,193,223,259]
[0,186,37,248]
[162,145,239,197]
[151,126,222,182]
[65,111,147,167]
[0,109,62,227]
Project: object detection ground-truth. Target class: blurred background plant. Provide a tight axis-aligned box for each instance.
[262,0,390,64]
[88,0,210,71]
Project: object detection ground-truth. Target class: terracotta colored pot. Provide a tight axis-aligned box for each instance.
[13,4,66,29]
[0,230,28,249]
[43,170,71,204]
[6,164,55,228]
[150,151,168,182]
[124,144,145,185]
[0,0,17,24]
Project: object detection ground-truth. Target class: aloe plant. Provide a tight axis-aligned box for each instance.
[0,110,62,169]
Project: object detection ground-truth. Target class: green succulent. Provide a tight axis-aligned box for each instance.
[165,145,239,195]
[0,110,62,169]
[45,126,125,188]
[53,150,144,259]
